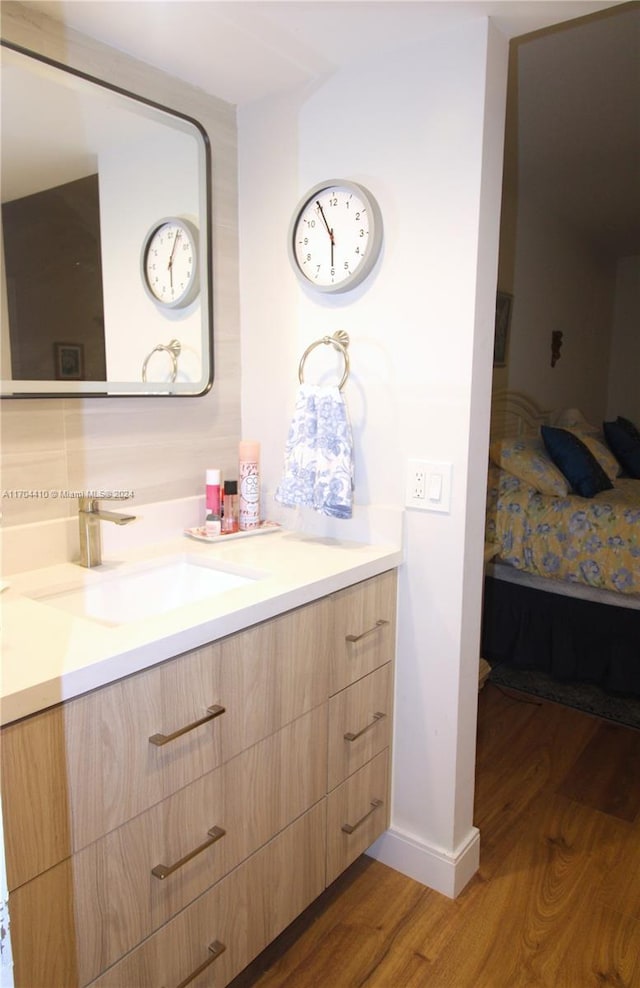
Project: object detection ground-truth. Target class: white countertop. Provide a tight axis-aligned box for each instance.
[1,526,402,725]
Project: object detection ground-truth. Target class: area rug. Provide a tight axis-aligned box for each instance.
[488,663,640,731]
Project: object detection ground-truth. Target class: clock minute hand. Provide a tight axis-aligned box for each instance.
[316,200,335,270]
[167,228,182,288]
[315,201,335,243]
[168,228,181,268]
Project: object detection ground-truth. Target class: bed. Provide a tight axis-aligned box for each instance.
[481,390,640,696]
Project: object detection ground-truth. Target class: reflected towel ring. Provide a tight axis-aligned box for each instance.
[298,331,350,390]
[142,339,181,383]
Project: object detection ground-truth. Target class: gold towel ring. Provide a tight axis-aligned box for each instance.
[142,339,181,383]
[298,331,350,390]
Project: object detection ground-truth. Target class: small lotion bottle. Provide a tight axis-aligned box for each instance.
[222,480,239,533]
[206,469,221,515]
[238,441,260,530]
[205,469,221,536]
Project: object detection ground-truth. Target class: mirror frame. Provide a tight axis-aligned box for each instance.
[0,40,214,399]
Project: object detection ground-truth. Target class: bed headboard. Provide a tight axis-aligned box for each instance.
[490,390,552,439]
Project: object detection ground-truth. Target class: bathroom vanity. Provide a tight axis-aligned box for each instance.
[0,528,400,987]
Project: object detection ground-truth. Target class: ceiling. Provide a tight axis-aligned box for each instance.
[11,1,640,258]
[24,1,623,105]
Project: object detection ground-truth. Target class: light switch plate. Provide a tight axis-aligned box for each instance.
[405,460,452,512]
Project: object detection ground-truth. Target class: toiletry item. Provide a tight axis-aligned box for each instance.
[222,480,239,533]
[206,469,221,515]
[205,510,221,538]
[238,441,260,530]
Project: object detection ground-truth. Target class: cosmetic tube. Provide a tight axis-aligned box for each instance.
[238,441,260,530]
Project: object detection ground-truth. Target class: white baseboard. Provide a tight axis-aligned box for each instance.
[366,824,480,898]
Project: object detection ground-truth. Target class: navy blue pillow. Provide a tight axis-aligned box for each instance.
[603,419,640,479]
[541,425,614,498]
[617,415,640,441]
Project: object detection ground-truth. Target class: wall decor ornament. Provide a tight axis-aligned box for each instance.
[493,291,513,367]
[54,343,84,380]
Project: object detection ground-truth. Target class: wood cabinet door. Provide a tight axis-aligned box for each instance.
[326,749,390,886]
[1,704,72,889]
[330,570,397,695]
[328,662,392,791]
[9,855,81,988]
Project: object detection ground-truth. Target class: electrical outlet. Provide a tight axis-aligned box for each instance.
[411,463,426,500]
[406,459,428,507]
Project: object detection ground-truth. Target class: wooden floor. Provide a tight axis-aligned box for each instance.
[231,683,640,988]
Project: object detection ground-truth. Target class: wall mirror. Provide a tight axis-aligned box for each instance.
[0,41,213,397]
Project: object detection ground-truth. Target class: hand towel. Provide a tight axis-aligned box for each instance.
[275,384,354,519]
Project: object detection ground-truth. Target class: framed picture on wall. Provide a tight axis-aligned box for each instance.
[54,342,84,380]
[493,292,513,367]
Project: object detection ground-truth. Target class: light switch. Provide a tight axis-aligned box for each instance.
[429,472,442,502]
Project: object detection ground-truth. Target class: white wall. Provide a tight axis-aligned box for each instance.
[606,255,640,423]
[100,129,203,386]
[498,190,617,419]
[239,18,508,896]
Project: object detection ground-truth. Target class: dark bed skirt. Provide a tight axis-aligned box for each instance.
[481,575,640,697]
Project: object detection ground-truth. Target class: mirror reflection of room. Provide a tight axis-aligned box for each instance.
[0,43,212,396]
[3,174,106,381]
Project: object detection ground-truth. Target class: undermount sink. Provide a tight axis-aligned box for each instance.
[29,555,261,626]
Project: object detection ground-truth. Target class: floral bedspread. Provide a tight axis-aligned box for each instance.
[485,465,640,595]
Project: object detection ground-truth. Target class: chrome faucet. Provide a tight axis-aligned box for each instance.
[78,496,137,568]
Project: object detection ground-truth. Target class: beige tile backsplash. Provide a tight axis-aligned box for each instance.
[1,4,241,533]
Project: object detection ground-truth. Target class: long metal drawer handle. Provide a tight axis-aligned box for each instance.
[344,711,386,742]
[345,619,389,643]
[149,704,225,746]
[151,826,226,880]
[166,940,226,988]
[341,798,384,835]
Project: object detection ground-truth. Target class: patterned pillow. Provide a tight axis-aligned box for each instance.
[566,429,620,482]
[489,436,569,496]
[603,419,640,478]
[541,426,613,498]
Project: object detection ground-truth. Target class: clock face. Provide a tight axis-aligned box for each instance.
[142,218,199,308]
[289,180,383,294]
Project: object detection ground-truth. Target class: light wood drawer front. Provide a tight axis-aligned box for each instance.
[65,641,225,852]
[9,854,81,988]
[328,663,392,791]
[219,596,330,759]
[326,749,390,886]
[330,570,397,695]
[1,704,72,890]
[72,706,328,984]
[87,801,327,988]
[64,596,330,851]
[8,706,327,987]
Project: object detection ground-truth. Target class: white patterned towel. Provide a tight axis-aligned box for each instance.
[275,384,354,519]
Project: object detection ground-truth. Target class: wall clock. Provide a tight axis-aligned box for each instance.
[141,216,199,308]
[288,179,383,294]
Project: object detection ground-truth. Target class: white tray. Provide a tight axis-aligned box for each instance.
[184,521,281,544]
